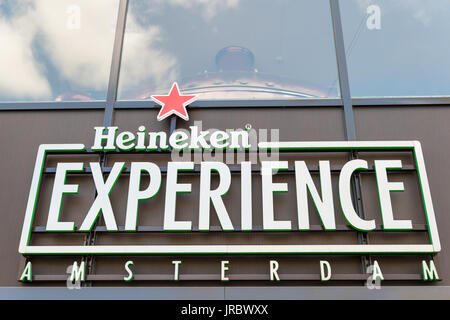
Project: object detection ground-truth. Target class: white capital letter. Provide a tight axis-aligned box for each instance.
[199,162,233,231]
[261,161,291,230]
[339,159,376,231]
[164,162,193,231]
[241,162,253,231]
[173,260,182,281]
[70,261,86,282]
[124,261,134,282]
[20,261,32,282]
[295,161,335,230]
[80,162,124,231]
[375,160,412,230]
[221,261,229,281]
[91,126,118,151]
[270,260,280,281]
[422,260,439,281]
[320,260,332,281]
[47,162,83,231]
[372,260,384,281]
[125,162,161,231]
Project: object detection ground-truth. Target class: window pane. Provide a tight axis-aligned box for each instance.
[118,0,340,100]
[341,0,450,97]
[0,0,119,102]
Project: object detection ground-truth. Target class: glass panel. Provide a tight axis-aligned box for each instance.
[119,0,340,100]
[0,0,119,102]
[341,0,450,97]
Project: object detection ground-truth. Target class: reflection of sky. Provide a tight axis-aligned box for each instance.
[118,0,340,100]
[342,0,450,97]
[0,0,119,101]
[2,0,450,101]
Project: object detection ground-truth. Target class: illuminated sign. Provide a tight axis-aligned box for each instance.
[18,139,440,255]
[17,84,441,283]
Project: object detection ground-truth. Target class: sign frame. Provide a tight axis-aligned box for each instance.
[18,141,441,255]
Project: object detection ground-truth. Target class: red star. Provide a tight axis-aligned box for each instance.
[151,82,197,121]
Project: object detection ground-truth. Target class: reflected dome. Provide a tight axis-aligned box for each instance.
[216,46,255,72]
[128,46,335,100]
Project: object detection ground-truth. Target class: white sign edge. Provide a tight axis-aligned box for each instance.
[18,141,440,255]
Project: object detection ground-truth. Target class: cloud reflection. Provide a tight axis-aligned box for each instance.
[0,0,118,101]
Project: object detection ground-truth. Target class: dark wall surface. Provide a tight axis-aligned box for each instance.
[0,106,447,287]
[354,106,450,286]
[0,110,104,286]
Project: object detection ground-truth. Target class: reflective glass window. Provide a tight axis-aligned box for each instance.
[119,0,340,100]
[0,0,120,102]
[341,0,450,97]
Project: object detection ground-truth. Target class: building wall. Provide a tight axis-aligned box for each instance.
[0,106,446,286]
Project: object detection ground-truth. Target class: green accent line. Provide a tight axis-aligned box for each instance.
[22,143,438,255]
